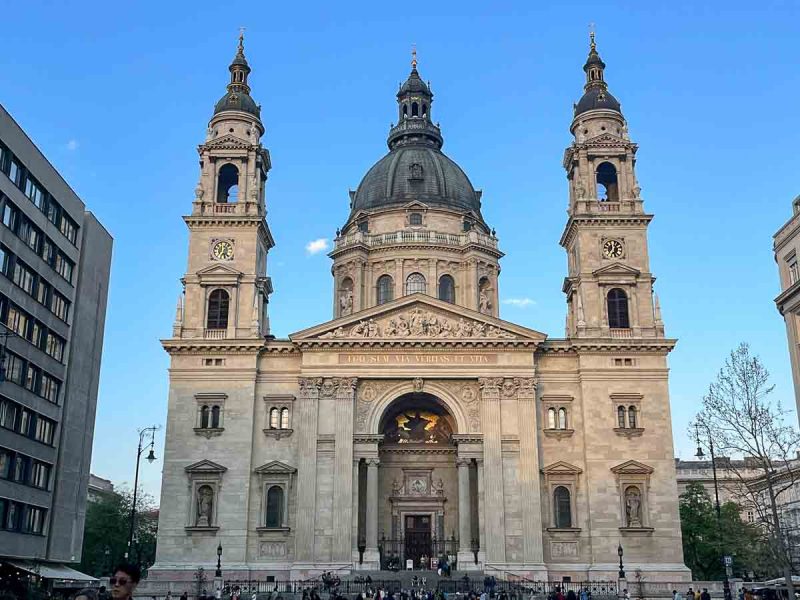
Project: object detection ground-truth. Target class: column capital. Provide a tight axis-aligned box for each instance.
[365,458,381,467]
[456,457,472,468]
[299,377,322,398]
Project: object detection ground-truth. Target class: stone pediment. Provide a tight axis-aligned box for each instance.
[611,460,654,475]
[584,132,628,146]
[402,201,430,210]
[254,460,297,475]
[203,133,252,151]
[185,459,227,474]
[542,461,583,475]
[592,262,641,278]
[195,263,243,284]
[291,294,546,346]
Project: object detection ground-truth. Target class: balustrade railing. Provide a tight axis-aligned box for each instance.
[203,328,227,339]
[213,203,237,214]
[610,328,633,338]
[334,229,498,251]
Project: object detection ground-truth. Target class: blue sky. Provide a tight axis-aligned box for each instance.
[2,1,798,498]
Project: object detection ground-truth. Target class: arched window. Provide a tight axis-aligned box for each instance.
[607,288,630,329]
[412,102,419,117]
[403,104,408,118]
[406,272,426,295]
[553,486,572,528]
[376,275,394,305]
[438,275,455,303]
[211,405,220,428]
[270,408,279,429]
[280,407,290,430]
[617,406,627,429]
[200,405,209,429]
[628,406,637,429]
[217,163,240,203]
[206,289,230,330]
[596,162,618,202]
[558,407,568,430]
[409,212,423,226]
[422,104,428,118]
[548,407,556,430]
[265,485,284,528]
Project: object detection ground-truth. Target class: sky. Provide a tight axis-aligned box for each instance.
[1,0,798,499]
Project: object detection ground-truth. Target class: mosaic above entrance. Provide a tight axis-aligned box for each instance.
[384,409,453,444]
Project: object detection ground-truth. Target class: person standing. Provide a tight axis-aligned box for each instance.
[701,590,711,600]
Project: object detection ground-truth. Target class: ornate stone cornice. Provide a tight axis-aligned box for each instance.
[295,338,539,350]
[162,338,266,354]
[538,338,677,354]
[559,214,653,248]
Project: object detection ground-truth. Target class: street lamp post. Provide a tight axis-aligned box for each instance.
[695,423,733,600]
[215,543,223,578]
[126,425,159,561]
[618,543,625,579]
[617,543,626,600]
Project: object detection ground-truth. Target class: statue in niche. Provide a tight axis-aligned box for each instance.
[196,485,214,527]
[339,289,353,316]
[194,183,204,201]
[433,478,444,496]
[625,486,642,527]
[478,285,492,315]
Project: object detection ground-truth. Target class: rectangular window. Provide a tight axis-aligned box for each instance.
[54,253,73,283]
[36,280,50,306]
[0,246,6,275]
[24,364,38,393]
[6,501,20,530]
[2,202,17,230]
[34,417,54,444]
[8,160,21,186]
[12,261,35,294]
[51,292,68,321]
[0,448,10,479]
[30,322,41,347]
[46,200,59,227]
[41,239,54,265]
[24,178,44,209]
[12,455,28,483]
[40,374,59,404]
[59,215,77,245]
[6,306,28,338]
[25,225,40,253]
[0,399,17,430]
[30,462,49,489]
[44,333,64,361]
[18,409,30,436]
[5,353,24,386]
[22,505,45,534]
[789,260,799,285]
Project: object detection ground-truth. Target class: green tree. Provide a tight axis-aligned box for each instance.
[679,481,768,579]
[79,487,158,577]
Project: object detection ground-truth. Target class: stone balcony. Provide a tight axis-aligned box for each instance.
[332,229,499,253]
[573,199,644,215]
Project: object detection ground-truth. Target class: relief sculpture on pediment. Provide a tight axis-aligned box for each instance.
[320,308,516,339]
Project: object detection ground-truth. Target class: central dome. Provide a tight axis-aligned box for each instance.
[352,145,481,214]
[348,60,483,218]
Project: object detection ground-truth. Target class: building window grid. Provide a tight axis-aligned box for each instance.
[0,397,54,446]
[0,348,61,404]
[0,446,50,490]
[0,497,47,535]
[0,143,79,247]
[0,243,71,322]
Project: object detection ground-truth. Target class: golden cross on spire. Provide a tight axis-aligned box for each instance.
[411,44,417,70]
[238,26,246,51]
[589,22,596,50]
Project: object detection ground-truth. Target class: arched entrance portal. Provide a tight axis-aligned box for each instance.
[367,392,474,569]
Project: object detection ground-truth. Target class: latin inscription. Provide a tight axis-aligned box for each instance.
[339,353,497,365]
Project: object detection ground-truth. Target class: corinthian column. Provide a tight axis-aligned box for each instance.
[479,377,506,563]
[333,378,356,562]
[516,377,544,566]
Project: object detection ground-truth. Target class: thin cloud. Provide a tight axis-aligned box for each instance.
[502,297,536,308]
[305,238,330,255]
[66,139,79,151]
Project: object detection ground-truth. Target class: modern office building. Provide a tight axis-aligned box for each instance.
[0,103,112,572]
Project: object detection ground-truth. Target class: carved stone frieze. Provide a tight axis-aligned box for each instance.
[298,377,322,398]
[320,308,516,339]
[355,379,397,433]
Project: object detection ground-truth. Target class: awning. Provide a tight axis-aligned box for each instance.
[6,561,97,582]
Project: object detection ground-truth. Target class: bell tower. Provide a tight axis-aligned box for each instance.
[173,33,274,341]
[560,33,664,339]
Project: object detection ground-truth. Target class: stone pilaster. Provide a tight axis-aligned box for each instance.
[478,377,506,563]
[364,458,380,565]
[516,377,545,566]
[476,458,486,566]
[333,378,356,562]
[352,459,361,562]
[457,457,471,551]
[294,377,321,562]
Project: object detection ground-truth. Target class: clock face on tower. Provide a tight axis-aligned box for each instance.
[602,239,624,259]
[211,240,234,261]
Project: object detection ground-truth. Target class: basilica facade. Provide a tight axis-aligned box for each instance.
[152,35,689,582]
